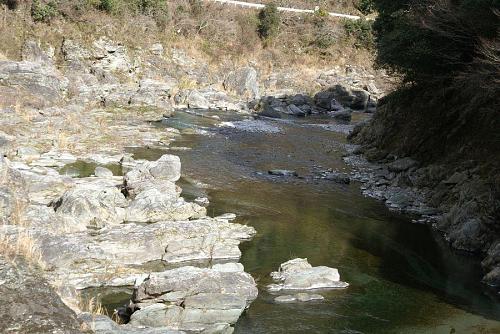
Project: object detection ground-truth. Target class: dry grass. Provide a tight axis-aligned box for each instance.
[0,1,374,72]
[0,232,44,268]
[78,294,123,324]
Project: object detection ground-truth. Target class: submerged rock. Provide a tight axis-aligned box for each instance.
[267,258,348,291]
[325,172,351,184]
[268,170,298,177]
[274,293,324,303]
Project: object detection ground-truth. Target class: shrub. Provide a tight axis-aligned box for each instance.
[1,0,19,10]
[356,0,375,15]
[98,0,116,13]
[343,18,374,48]
[257,3,280,41]
[31,0,58,23]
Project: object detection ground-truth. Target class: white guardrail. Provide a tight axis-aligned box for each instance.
[207,0,361,20]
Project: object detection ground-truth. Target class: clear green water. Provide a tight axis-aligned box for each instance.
[129,110,500,333]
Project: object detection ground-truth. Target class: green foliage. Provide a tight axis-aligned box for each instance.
[372,0,499,83]
[31,0,58,23]
[356,0,375,15]
[314,7,329,18]
[257,3,280,41]
[343,18,374,48]
[98,0,116,13]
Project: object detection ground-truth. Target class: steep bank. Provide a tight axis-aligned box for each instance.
[348,0,499,288]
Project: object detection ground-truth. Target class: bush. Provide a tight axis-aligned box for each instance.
[356,0,375,15]
[257,3,280,41]
[343,18,374,48]
[31,0,58,23]
[1,0,19,10]
[98,0,116,13]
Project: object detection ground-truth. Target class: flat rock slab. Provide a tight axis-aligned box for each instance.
[267,258,349,291]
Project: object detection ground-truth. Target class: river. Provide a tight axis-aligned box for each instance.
[95,109,500,333]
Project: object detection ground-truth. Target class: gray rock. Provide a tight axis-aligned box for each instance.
[268,170,298,177]
[314,85,371,111]
[125,186,206,223]
[149,43,164,56]
[325,172,351,184]
[287,104,306,117]
[54,179,127,228]
[0,61,68,106]
[94,166,114,178]
[22,40,55,66]
[268,258,348,291]
[274,293,324,303]
[130,266,258,331]
[387,157,418,172]
[16,146,40,161]
[174,90,210,109]
[443,171,468,185]
[223,67,260,99]
[0,257,81,333]
[124,154,181,197]
[330,110,352,122]
[79,312,184,333]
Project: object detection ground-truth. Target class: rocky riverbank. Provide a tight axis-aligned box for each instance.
[344,130,500,291]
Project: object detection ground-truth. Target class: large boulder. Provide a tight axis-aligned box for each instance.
[54,179,127,228]
[314,85,371,111]
[124,155,181,197]
[223,66,260,99]
[130,266,258,332]
[0,257,81,334]
[267,258,349,291]
[174,89,210,109]
[129,78,177,111]
[0,61,68,106]
[125,185,206,223]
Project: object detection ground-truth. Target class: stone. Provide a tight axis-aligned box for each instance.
[0,257,81,334]
[330,110,352,122]
[0,61,68,107]
[79,312,184,333]
[125,187,206,223]
[268,258,348,291]
[268,170,298,177]
[274,293,324,303]
[443,171,468,185]
[274,295,297,303]
[212,263,244,273]
[314,85,370,111]
[16,146,40,161]
[325,172,351,184]
[223,66,260,99]
[295,293,324,302]
[150,43,164,56]
[94,166,114,178]
[124,154,181,196]
[287,104,306,117]
[387,157,418,172]
[21,40,54,66]
[130,266,258,331]
[54,179,127,228]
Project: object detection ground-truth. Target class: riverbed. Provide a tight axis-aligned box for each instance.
[125,110,500,333]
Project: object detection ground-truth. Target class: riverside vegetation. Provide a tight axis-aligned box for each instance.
[0,0,498,333]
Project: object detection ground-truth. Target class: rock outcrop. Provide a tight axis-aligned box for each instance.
[267,258,349,292]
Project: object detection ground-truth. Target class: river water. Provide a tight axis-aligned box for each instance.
[116,109,499,333]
